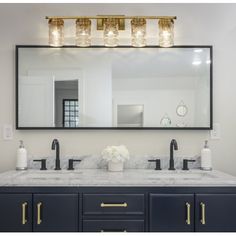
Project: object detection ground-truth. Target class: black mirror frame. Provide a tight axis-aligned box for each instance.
[15,45,213,130]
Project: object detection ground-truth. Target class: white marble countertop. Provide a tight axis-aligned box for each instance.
[0,169,236,187]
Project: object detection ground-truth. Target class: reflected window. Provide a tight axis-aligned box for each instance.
[63,99,79,127]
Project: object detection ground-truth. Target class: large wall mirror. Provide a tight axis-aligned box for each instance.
[16,46,212,129]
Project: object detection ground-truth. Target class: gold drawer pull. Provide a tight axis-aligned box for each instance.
[37,202,42,225]
[21,202,28,225]
[200,202,206,225]
[186,202,191,225]
[100,202,128,208]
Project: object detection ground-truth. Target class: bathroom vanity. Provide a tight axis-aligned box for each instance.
[1,169,236,232]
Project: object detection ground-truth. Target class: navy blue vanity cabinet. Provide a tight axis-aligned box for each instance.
[149,194,194,232]
[195,194,236,232]
[0,194,32,232]
[33,194,78,232]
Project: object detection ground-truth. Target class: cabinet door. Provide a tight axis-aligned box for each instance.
[0,194,32,232]
[83,219,144,232]
[195,194,236,232]
[149,194,194,232]
[33,194,78,232]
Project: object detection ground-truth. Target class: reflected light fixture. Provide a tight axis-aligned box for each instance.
[192,60,202,65]
[158,18,174,48]
[194,49,203,53]
[131,18,146,47]
[76,18,91,47]
[103,18,119,47]
[48,19,64,47]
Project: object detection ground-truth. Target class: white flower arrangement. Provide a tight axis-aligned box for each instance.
[101,145,130,163]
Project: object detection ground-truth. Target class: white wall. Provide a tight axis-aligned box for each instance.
[0,3,236,175]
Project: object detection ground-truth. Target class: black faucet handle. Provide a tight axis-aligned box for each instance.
[148,159,161,170]
[33,159,47,170]
[182,159,196,171]
[68,159,81,170]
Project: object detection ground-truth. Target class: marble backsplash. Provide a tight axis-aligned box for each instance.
[28,155,200,170]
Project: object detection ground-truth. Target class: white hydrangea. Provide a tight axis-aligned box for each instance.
[101,145,130,163]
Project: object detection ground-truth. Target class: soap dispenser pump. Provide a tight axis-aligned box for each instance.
[16,140,27,170]
[200,140,212,171]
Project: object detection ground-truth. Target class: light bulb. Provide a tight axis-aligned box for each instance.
[48,19,64,47]
[158,19,174,47]
[131,18,146,47]
[103,18,119,47]
[76,18,91,47]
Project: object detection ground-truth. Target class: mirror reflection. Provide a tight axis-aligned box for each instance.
[17,47,212,129]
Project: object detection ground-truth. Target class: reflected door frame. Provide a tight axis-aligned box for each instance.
[27,69,84,127]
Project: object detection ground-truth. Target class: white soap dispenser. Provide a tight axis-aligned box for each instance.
[200,140,212,171]
[16,140,27,170]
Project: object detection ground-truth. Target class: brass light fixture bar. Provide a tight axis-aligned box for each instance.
[45,16,177,20]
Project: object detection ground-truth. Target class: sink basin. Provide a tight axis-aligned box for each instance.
[19,171,82,180]
[147,171,216,181]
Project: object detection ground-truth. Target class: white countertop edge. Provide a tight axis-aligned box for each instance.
[0,169,236,187]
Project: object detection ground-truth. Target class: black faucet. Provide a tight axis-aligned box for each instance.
[169,139,178,170]
[51,139,61,170]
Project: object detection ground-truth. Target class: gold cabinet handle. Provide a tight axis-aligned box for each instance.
[100,202,128,208]
[200,202,206,225]
[186,202,191,225]
[37,202,42,225]
[21,202,28,225]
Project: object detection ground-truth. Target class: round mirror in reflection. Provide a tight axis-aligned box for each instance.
[176,101,188,117]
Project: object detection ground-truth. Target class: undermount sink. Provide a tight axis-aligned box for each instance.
[20,171,82,180]
[147,171,216,180]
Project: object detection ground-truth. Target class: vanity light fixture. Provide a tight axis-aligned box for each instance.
[48,18,64,47]
[46,16,177,48]
[158,18,174,48]
[131,18,146,47]
[76,18,91,47]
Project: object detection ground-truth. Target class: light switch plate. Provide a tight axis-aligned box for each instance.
[3,124,13,140]
[211,123,221,140]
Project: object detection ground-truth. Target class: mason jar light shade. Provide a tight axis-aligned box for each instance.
[131,18,146,47]
[48,19,64,47]
[76,18,91,47]
[158,19,174,47]
[103,18,119,47]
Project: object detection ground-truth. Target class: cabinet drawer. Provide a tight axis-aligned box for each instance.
[83,219,144,232]
[83,194,144,215]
